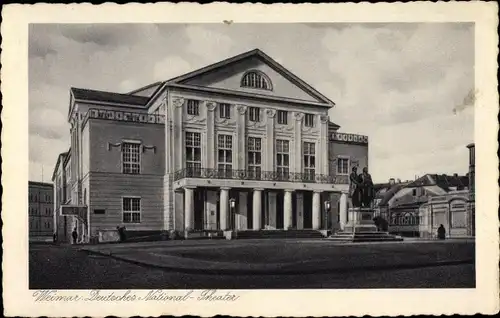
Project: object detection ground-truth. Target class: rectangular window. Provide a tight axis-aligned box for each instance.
[249,107,260,122]
[217,135,233,178]
[123,197,141,223]
[219,103,231,119]
[277,110,288,125]
[276,140,290,180]
[122,142,141,174]
[247,137,262,180]
[94,209,106,215]
[187,99,200,116]
[337,157,349,175]
[304,113,315,127]
[185,132,202,176]
[303,142,316,181]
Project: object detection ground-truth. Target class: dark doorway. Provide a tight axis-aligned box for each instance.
[193,189,205,230]
[303,191,313,229]
[247,190,253,229]
[276,191,284,229]
[292,192,297,228]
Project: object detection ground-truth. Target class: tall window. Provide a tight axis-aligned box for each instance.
[217,135,233,178]
[248,137,262,180]
[187,99,199,116]
[123,197,141,223]
[303,142,316,181]
[304,113,315,127]
[337,157,349,175]
[185,132,202,176]
[122,142,141,174]
[277,110,288,125]
[249,107,260,122]
[219,103,231,119]
[276,140,290,180]
[241,71,272,90]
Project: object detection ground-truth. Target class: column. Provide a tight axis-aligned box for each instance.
[296,192,304,230]
[253,188,263,230]
[268,191,277,229]
[220,187,230,230]
[236,105,247,170]
[184,187,194,230]
[312,191,321,230]
[284,190,293,230]
[339,192,348,230]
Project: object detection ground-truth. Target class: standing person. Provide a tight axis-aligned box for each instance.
[72,227,78,244]
[437,224,446,239]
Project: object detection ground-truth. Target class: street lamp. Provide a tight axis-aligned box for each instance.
[229,198,236,233]
[324,200,331,230]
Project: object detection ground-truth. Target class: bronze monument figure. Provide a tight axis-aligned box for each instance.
[360,167,375,208]
[349,166,363,208]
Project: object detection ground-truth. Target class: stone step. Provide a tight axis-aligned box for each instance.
[236,230,324,239]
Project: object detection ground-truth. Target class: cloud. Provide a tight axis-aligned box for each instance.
[153,55,193,81]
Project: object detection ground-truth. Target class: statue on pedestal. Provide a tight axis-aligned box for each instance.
[349,166,363,208]
[360,167,375,208]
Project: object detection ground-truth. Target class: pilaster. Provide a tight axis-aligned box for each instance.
[236,105,248,170]
[205,101,216,169]
[265,109,276,172]
[172,97,184,171]
[319,114,329,175]
[294,112,304,173]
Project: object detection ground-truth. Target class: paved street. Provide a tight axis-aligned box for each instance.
[30,241,475,289]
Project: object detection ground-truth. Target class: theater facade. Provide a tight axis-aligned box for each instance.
[53,49,369,242]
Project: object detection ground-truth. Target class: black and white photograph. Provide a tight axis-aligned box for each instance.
[2,2,499,317]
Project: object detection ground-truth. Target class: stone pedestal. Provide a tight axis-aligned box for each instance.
[343,208,378,233]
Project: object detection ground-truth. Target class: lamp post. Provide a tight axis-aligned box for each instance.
[324,200,331,231]
[229,198,236,237]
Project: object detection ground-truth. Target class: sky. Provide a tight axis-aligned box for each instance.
[29,23,474,184]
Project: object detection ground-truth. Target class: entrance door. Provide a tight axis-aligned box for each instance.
[276,191,284,229]
[193,189,205,230]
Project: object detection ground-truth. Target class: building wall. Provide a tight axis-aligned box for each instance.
[329,139,369,176]
[85,118,165,237]
[88,172,164,236]
[181,56,321,103]
[88,119,165,174]
[419,191,470,238]
[28,182,54,240]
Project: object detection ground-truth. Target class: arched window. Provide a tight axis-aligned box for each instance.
[241,71,273,91]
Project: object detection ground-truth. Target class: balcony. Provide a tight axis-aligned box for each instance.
[173,168,349,184]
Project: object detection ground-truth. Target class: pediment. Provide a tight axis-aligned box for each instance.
[166,49,334,106]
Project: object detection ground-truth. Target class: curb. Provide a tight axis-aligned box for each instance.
[81,248,474,276]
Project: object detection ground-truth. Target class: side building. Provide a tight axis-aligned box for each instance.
[52,48,369,242]
[28,181,54,242]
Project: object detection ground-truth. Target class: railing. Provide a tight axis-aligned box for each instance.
[173,168,349,184]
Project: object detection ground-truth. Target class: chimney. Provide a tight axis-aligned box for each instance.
[389,178,395,185]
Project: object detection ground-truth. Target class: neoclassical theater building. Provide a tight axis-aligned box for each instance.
[53,49,369,242]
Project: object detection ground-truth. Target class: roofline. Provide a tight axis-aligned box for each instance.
[167,83,333,108]
[72,98,147,109]
[51,151,69,181]
[29,181,54,188]
[127,81,164,95]
[146,48,336,108]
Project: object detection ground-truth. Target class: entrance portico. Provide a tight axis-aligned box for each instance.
[175,185,346,232]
